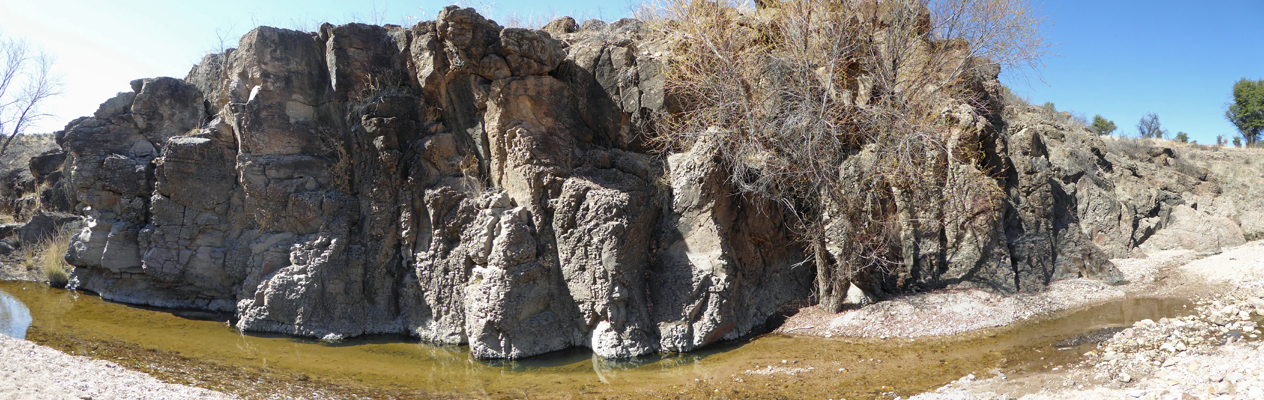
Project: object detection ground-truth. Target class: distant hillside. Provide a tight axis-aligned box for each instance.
[1,133,57,171]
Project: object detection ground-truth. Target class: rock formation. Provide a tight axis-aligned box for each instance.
[1,6,1258,359]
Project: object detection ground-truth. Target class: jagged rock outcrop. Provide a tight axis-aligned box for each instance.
[33,8,810,359]
[8,6,1255,359]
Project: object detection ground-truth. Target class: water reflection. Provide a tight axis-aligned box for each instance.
[0,286,32,339]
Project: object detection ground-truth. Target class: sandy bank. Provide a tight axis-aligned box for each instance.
[0,334,236,400]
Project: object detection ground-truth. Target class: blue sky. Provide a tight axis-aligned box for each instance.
[1,1,1261,145]
[1004,1,1264,144]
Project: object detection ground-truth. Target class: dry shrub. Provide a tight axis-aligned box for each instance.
[27,226,76,287]
[1102,136,1153,161]
[646,0,1047,311]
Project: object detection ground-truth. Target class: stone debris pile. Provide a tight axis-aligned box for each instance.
[1084,291,1264,399]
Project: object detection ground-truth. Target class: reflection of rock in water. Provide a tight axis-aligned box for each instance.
[592,354,651,384]
[170,310,233,322]
[0,288,32,339]
[1054,326,1126,348]
[592,352,704,384]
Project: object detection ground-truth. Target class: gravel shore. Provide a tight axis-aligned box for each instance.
[0,334,236,400]
[907,288,1264,400]
[778,248,1206,339]
[881,240,1264,400]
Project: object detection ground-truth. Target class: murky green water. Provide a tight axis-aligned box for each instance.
[0,280,1193,399]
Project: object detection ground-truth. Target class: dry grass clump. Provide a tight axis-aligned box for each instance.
[1102,136,1154,161]
[645,0,1048,310]
[19,226,77,287]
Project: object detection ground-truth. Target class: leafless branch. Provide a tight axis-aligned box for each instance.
[647,0,1042,310]
[0,34,62,158]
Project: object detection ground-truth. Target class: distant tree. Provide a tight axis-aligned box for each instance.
[1226,78,1264,145]
[1217,135,1227,146]
[1234,137,1243,147]
[1137,112,1163,139]
[0,34,60,158]
[1174,132,1189,143]
[1041,102,1056,112]
[1090,115,1117,136]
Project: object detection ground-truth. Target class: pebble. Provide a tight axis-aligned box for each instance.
[1214,381,1233,395]
[1226,372,1246,383]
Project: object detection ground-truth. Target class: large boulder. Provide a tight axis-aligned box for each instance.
[28,150,67,180]
[651,137,811,352]
[16,212,82,246]
[130,77,207,144]
[463,198,581,359]
[1139,204,1245,253]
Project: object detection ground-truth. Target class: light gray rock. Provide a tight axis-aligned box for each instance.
[554,159,659,358]
[651,137,811,352]
[93,92,135,119]
[130,77,207,144]
[464,198,581,359]
[1140,204,1245,253]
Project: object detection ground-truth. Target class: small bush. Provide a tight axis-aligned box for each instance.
[1000,85,1030,107]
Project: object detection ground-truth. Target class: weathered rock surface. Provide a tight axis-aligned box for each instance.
[7,8,1260,360]
[21,9,810,359]
[16,211,82,246]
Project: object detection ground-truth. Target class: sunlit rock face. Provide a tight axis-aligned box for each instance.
[42,5,1236,360]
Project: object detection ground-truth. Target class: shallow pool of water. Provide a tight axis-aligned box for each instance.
[0,285,32,339]
[0,280,1193,399]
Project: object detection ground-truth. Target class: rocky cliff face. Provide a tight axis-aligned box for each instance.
[36,9,813,359]
[8,7,1258,359]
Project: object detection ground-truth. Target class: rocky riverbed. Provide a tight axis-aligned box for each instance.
[902,240,1264,400]
[909,290,1264,400]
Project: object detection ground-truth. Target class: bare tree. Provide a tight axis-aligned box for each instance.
[0,33,61,158]
[1136,112,1162,139]
[648,0,1049,312]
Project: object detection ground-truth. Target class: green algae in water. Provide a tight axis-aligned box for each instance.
[0,280,1193,399]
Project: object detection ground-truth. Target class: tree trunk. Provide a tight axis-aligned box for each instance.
[815,236,848,313]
